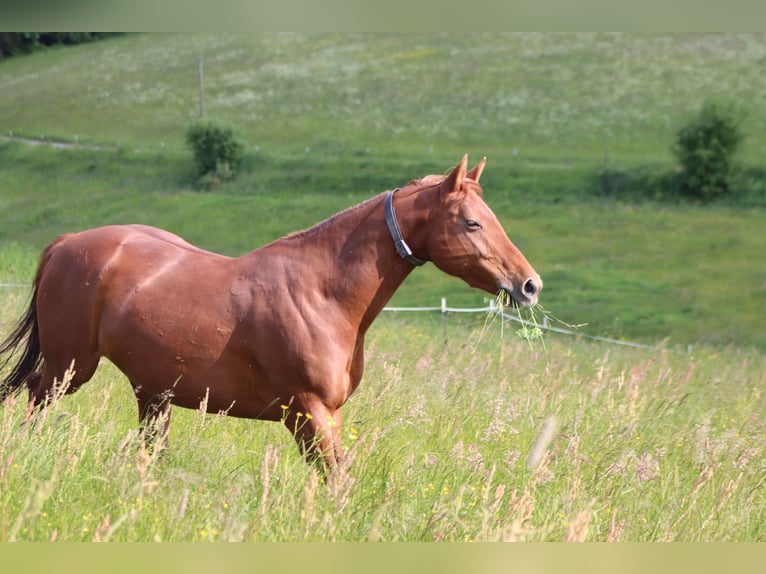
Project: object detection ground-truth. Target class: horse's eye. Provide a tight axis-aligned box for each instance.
[465,219,482,231]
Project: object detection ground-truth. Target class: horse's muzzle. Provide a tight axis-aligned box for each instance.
[500,276,541,308]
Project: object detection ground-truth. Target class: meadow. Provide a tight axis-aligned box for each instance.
[0,33,765,542]
[4,33,766,159]
[2,141,765,349]
[1,297,764,542]
[2,33,766,349]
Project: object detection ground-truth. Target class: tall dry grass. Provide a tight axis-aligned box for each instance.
[0,298,764,541]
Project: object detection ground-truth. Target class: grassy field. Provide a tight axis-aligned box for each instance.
[2,33,766,348]
[0,33,765,542]
[0,298,763,542]
[1,141,765,349]
[3,33,766,159]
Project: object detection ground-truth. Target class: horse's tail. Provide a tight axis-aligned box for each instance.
[0,283,41,400]
[0,240,59,401]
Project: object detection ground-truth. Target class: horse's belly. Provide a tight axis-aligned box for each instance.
[106,332,281,420]
[100,294,281,420]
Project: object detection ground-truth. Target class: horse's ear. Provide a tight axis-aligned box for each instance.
[466,157,486,183]
[441,154,468,198]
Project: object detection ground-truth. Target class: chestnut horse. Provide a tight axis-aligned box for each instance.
[0,155,541,469]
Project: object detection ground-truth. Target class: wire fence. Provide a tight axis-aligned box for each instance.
[384,297,659,351]
[1,282,661,352]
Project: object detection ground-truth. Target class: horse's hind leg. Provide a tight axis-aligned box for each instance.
[26,355,100,411]
[132,384,172,450]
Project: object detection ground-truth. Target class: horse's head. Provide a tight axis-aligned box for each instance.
[422,155,542,308]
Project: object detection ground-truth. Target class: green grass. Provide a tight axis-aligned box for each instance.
[1,300,763,541]
[1,141,765,349]
[0,33,765,541]
[2,33,766,348]
[3,33,766,160]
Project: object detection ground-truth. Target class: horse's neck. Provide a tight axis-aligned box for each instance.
[273,191,424,332]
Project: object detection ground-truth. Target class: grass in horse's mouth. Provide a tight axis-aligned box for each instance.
[500,290,543,339]
[514,302,588,349]
[513,302,546,348]
[500,288,513,308]
[476,294,583,352]
[474,292,545,351]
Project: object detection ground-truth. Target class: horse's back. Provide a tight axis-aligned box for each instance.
[37,224,236,352]
[37,225,147,312]
[47,224,227,261]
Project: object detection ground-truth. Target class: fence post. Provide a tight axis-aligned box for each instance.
[441,297,447,342]
[198,55,205,118]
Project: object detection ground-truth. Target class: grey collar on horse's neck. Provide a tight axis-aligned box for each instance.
[384,189,427,267]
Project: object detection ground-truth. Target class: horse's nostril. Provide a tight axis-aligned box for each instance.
[523,278,538,297]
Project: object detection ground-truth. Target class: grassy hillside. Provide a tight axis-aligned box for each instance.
[3,33,766,159]
[1,140,764,349]
[1,33,766,350]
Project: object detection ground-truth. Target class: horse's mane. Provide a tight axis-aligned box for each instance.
[414,174,445,186]
[281,172,480,243]
[281,191,387,242]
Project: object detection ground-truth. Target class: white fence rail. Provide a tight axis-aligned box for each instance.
[384,297,657,351]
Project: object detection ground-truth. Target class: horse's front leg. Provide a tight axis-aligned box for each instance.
[283,399,343,473]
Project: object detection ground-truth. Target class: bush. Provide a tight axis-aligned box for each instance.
[672,101,744,201]
[185,120,244,188]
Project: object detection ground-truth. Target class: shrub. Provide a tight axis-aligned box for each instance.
[672,101,744,201]
[185,120,244,187]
